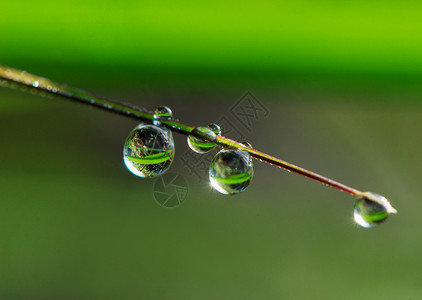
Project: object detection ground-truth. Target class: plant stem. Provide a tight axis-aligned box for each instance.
[0,65,363,197]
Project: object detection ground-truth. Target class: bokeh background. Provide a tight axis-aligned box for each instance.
[1,1,421,299]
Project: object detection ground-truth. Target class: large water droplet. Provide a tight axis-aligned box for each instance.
[209,149,253,195]
[188,126,218,154]
[123,124,175,178]
[353,192,397,228]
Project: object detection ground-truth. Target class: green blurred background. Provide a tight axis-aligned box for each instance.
[1,1,421,299]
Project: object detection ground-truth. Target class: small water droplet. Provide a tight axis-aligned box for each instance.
[188,126,218,153]
[208,123,221,135]
[353,192,397,228]
[153,106,173,121]
[32,81,39,88]
[123,124,175,178]
[241,141,252,148]
[209,149,253,195]
[153,106,174,137]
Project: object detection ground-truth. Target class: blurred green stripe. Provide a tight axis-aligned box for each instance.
[1,1,422,74]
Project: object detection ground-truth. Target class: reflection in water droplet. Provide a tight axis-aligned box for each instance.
[123,124,175,178]
[188,126,218,153]
[32,81,39,88]
[209,149,253,195]
[353,192,397,228]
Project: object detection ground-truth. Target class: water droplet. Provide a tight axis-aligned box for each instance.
[123,124,175,178]
[208,123,221,135]
[153,106,173,122]
[209,149,253,195]
[353,192,397,228]
[188,126,218,153]
[153,106,173,137]
[241,141,252,148]
[32,81,39,88]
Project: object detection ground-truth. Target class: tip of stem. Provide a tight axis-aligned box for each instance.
[361,191,398,215]
[388,206,398,214]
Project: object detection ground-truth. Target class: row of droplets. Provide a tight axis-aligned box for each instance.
[123,106,395,228]
[123,106,252,195]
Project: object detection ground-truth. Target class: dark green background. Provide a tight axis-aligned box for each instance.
[1,1,421,299]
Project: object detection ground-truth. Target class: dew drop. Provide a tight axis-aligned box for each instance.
[209,149,253,195]
[153,106,173,122]
[188,126,218,154]
[241,141,252,148]
[208,123,221,135]
[32,81,39,88]
[153,105,173,137]
[353,192,397,228]
[123,124,175,178]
